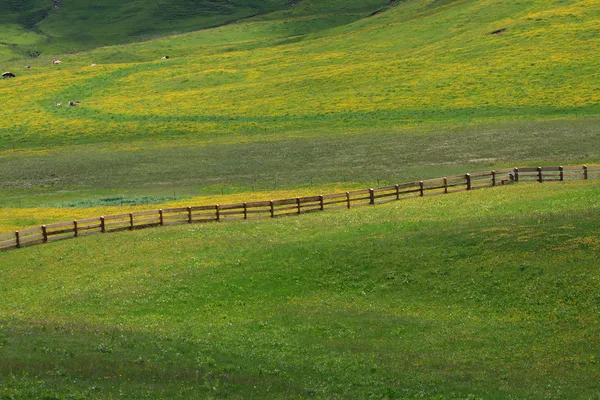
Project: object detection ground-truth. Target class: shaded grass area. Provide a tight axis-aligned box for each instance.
[0,0,388,61]
[0,117,598,209]
[0,181,599,398]
[0,0,294,59]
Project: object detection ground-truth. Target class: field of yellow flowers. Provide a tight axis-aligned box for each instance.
[0,0,598,225]
[2,0,598,147]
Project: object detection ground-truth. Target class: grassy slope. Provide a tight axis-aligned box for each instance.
[0,117,598,210]
[0,181,599,398]
[0,0,291,59]
[1,2,598,398]
[3,0,599,146]
[0,183,364,232]
[0,0,598,208]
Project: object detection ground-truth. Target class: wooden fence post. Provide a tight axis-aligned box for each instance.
[5,165,591,253]
[559,166,564,181]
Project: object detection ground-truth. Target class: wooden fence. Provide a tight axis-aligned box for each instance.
[0,165,597,252]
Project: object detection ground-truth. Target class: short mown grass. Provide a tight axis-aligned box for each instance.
[0,181,599,398]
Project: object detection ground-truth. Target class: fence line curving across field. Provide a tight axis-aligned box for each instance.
[0,165,597,251]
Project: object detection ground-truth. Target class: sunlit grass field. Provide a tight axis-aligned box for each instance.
[1,181,599,398]
[1,0,598,207]
[2,0,599,147]
[0,183,365,232]
[1,1,599,398]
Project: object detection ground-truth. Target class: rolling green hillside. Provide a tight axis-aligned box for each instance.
[1,2,599,397]
[0,0,294,59]
[0,0,598,207]
[1,181,599,398]
[0,0,393,60]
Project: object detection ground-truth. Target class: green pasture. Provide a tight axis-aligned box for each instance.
[0,117,598,209]
[0,0,599,206]
[1,181,599,398]
[0,1,599,398]
[0,0,296,58]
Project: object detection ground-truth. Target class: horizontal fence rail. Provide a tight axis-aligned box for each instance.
[0,165,598,252]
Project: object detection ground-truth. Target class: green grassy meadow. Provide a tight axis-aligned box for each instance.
[0,0,294,59]
[1,181,599,398]
[1,0,600,398]
[1,117,598,210]
[1,0,599,207]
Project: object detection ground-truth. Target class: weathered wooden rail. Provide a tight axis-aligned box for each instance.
[0,165,597,251]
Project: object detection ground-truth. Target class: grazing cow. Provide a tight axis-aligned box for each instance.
[24,65,31,69]
[160,56,170,60]
[68,101,77,106]
[52,59,61,65]
[2,72,16,79]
